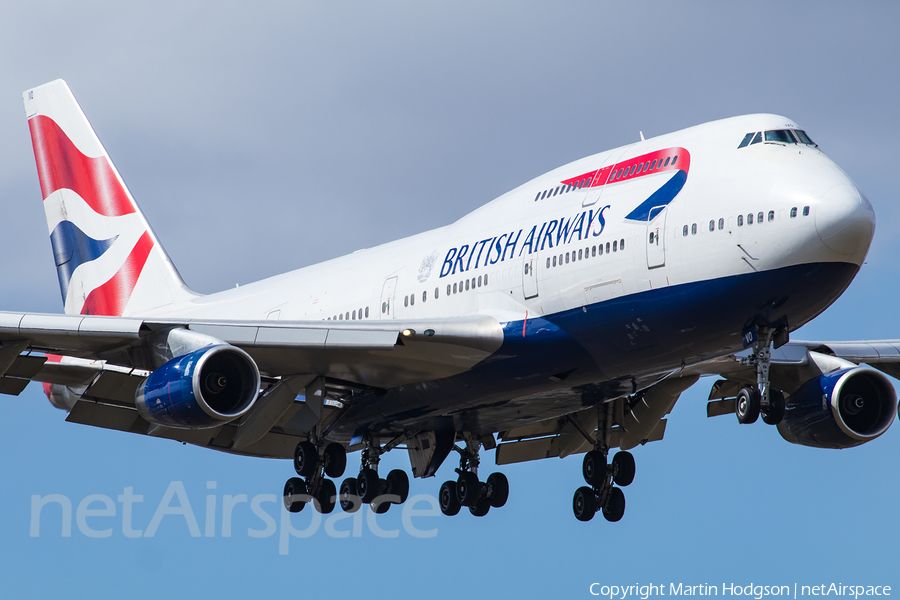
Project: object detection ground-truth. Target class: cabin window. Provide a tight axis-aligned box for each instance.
[768,211,774,222]
[709,220,715,232]
[435,287,439,299]
[790,207,798,218]
[552,256,557,267]
[478,275,482,287]
[552,187,560,197]
[672,156,678,166]
[446,284,451,296]
[565,253,569,264]
[352,310,356,320]
[758,212,764,224]
[365,307,369,317]
[592,246,596,257]
[484,274,488,285]
[691,223,697,235]
[613,240,618,252]
[534,192,541,202]
[404,296,409,307]
[578,249,583,260]
[747,213,754,225]
[650,159,658,170]
[453,283,457,294]
[803,206,810,216]
[410,293,415,305]
[620,239,625,250]
[683,225,688,237]
[606,242,611,253]
[737,215,744,226]
[599,245,603,256]
[718,218,724,230]
[664,157,671,167]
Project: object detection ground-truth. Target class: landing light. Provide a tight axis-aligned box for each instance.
[402,329,415,337]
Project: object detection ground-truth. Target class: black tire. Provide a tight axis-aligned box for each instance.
[486,472,509,508]
[371,497,391,514]
[612,451,636,487]
[283,477,307,513]
[439,480,461,516]
[356,467,381,504]
[469,496,491,517]
[573,486,597,522]
[761,389,786,425]
[456,471,480,507]
[322,443,347,478]
[602,487,626,522]
[386,469,410,504]
[293,441,318,477]
[736,387,760,424]
[339,477,361,513]
[315,479,336,514]
[583,450,607,486]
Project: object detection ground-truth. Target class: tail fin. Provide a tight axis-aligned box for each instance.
[23,79,197,316]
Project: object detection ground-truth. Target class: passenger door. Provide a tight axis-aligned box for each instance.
[380,277,398,319]
[522,252,539,299]
[646,206,667,268]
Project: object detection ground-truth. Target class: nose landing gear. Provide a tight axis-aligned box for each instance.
[736,325,786,426]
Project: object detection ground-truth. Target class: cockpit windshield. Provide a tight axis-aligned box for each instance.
[738,129,816,148]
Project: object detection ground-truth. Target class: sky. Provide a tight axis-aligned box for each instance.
[0,1,898,598]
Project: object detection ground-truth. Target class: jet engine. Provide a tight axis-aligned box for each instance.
[777,367,896,449]
[135,345,260,429]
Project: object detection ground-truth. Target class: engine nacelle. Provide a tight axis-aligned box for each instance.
[135,345,260,429]
[777,367,897,449]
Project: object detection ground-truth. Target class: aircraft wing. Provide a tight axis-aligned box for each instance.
[0,311,504,458]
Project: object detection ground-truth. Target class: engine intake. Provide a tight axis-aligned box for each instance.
[777,367,896,449]
[135,345,260,429]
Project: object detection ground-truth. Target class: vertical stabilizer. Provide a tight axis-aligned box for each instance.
[24,80,198,316]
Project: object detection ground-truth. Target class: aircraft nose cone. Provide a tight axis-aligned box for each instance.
[815,184,875,256]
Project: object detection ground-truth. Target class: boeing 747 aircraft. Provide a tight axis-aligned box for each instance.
[7,79,898,522]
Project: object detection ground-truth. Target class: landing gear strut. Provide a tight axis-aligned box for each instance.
[571,403,634,522]
[736,326,786,426]
[439,435,509,517]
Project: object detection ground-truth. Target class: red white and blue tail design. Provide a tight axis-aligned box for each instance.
[24,80,197,316]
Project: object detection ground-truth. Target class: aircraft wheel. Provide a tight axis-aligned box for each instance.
[323,443,347,478]
[386,469,409,504]
[283,477,308,513]
[486,472,509,508]
[357,467,381,504]
[469,496,491,517]
[439,480,461,516]
[371,496,391,514]
[573,486,596,522]
[293,441,318,477]
[583,450,607,486]
[315,479,336,514]
[736,387,760,424]
[761,389,786,425]
[602,487,626,522]
[612,451,636,487]
[339,477,361,513]
[456,471,480,507]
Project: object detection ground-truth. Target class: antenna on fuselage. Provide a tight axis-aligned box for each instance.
[639,131,645,141]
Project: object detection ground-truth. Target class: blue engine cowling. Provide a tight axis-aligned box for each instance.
[135,345,260,429]
[777,367,897,449]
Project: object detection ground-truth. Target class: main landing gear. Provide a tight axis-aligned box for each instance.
[735,326,786,426]
[338,435,410,515]
[283,439,348,514]
[438,436,509,518]
[571,404,634,522]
